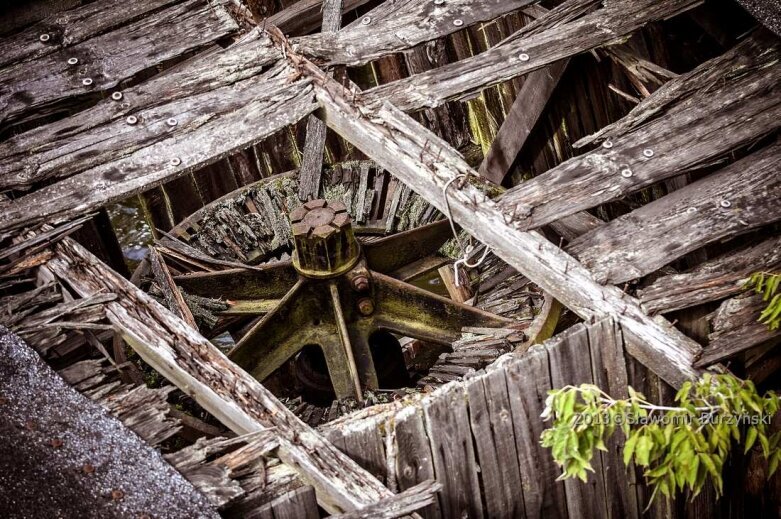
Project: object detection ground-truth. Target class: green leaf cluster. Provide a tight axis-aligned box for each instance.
[540,373,781,505]
[746,271,781,330]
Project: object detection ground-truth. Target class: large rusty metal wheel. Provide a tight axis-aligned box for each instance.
[139,164,534,407]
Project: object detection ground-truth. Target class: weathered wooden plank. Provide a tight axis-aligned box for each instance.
[0,0,181,69]
[392,406,442,519]
[330,420,388,485]
[330,480,441,519]
[0,30,281,192]
[421,383,484,519]
[0,0,239,125]
[586,319,639,519]
[0,64,317,233]
[478,59,569,183]
[294,31,700,387]
[271,486,319,519]
[297,0,343,202]
[568,140,781,284]
[546,325,610,519]
[46,238,397,514]
[695,292,781,367]
[640,235,781,315]
[498,34,781,232]
[501,348,568,518]
[267,0,371,36]
[363,0,701,111]
[294,0,536,67]
[149,246,198,329]
[465,368,526,518]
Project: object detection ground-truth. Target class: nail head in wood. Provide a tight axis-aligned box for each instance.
[126,115,138,125]
[82,78,93,86]
[111,91,123,101]
[39,33,51,42]
[67,57,79,65]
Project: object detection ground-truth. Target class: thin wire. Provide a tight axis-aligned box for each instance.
[442,174,492,287]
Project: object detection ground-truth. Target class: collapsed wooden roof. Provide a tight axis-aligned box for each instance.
[1,0,779,516]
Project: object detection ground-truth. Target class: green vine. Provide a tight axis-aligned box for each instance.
[540,374,780,504]
[746,271,781,330]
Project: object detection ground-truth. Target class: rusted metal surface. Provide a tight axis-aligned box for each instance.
[219,200,520,401]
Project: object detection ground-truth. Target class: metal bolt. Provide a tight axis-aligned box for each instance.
[361,16,371,25]
[82,78,93,86]
[169,157,181,166]
[352,275,369,292]
[518,53,530,62]
[126,115,138,125]
[602,139,613,149]
[67,57,79,65]
[642,149,654,158]
[686,207,697,214]
[720,199,731,208]
[111,91,123,101]
[620,168,633,178]
[166,117,177,127]
[39,34,50,42]
[357,298,374,316]
[453,19,464,26]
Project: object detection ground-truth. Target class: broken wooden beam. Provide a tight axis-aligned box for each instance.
[568,139,781,284]
[497,33,781,232]
[46,237,397,513]
[329,479,441,519]
[297,0,343,202]
[639,235,781,315]
[0,0,239,126]
[0,63,317,233]
[363,0,702,111]
[265,30,701,387]
[294,0,536,67]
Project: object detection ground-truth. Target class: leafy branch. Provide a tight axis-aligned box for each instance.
[540,373,780,504]
[746,271,781,330]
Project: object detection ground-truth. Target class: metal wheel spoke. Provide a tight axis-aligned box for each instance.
[370,271,520,345]
[229,280,328,382]
[363,219,453,274]
[173,260,297,300]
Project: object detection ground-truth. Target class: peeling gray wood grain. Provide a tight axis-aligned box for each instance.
[0,0,181,69]
[0,0,239,126]
[0,65,317,233]
[498,34,781,232]
[308,50,700,387]
[465,368,526,518]
[268,0,371,36]
[501,348,568,518]
[568,140,781,284]
[46,238,397,513]
[293,0,536,67]
[0,29,280,192]
[639,235,781,315]
[363,0,701,111]
[546,325,609,519]
[695,292,781,367]
[393,406,441,519]
[422,383,484,519]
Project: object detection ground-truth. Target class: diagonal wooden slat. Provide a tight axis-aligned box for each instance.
[0,0,239,126]
[47,237,398,513]
[568,140,781,284]
[292,0,537,66]
[363,0,702,111]
[497,34,781,232]
[0,63,317,233]
[264,27,701,387]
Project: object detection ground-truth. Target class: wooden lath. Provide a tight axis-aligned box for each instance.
[255,26,701,387]
[0,0,239,125]
[498,33,781,234]
[363,0,702,111]
[46,237,399,514]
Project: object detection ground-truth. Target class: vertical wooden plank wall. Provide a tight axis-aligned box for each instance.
[329,318,720,518]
